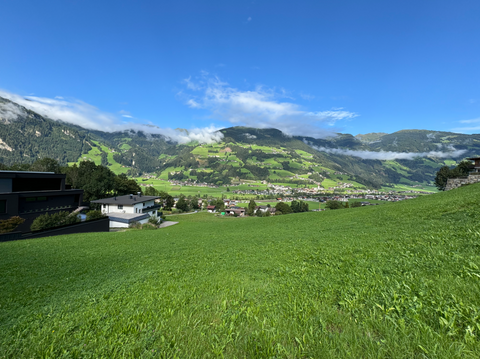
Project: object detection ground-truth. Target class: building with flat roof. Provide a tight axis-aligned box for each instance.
[91,192,161,228]
[0,170,84,232]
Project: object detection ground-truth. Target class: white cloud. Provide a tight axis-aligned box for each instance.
[0,90,223,144]
[186,99,201,108]
[247,17,252,22]
[182,75,358,138]
[119,110,133,118]
[0,100,26,122]
[305,141,467,160]
[300,93,315,100]
[459,117,480,124]
[450,117,480,133]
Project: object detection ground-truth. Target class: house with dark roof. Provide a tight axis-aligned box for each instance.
[0,170,84,233]
[207,205,216,213]
[225,207,246,216]
[91,192,161,228]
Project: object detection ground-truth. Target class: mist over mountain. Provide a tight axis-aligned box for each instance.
[1,96,478,189]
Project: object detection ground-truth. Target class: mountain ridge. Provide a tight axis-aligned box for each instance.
[1,96,478,190]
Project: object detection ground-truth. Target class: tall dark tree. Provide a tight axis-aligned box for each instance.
[164,195,175,210]
[144,186,160,196]
[74,161,115,201]
[275,202,292,215]
[176,196,189,212]
[435,166,453,191]
[114,173,142,196]
[190,196,200,210]
[30,158,61,173]
[247,199,257,216]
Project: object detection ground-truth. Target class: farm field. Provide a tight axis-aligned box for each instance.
[136,178,271,198]
[2,184,480,357]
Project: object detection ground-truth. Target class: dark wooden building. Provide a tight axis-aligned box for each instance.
[467,157,480,173]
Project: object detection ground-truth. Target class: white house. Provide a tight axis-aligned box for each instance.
[91,192,161,228]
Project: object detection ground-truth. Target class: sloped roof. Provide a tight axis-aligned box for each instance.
[91,194,160,205]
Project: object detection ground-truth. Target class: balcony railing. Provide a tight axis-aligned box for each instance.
[142,204,162,213]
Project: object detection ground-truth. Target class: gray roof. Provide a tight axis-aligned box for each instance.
[107,212,149,223]
[91,194,160,205]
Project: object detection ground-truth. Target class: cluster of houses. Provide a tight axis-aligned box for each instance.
[206,199,276,216]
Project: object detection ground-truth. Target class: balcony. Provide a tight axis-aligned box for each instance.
[142,204,162,213]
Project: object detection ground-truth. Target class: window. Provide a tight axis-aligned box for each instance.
[103,204,106,208]
[0,200,6,214]
[118,205,123,210]
[26,197,36,202]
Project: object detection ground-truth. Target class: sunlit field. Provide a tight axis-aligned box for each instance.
[1,184,480,357]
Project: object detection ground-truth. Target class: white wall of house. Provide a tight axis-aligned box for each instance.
[109,217,149,228]
[101,199,157,216]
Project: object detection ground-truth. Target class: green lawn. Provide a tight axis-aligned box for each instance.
[322,178,337,188]
[3,185,480,357]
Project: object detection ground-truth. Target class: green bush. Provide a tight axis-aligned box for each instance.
[30,211,80,231]
[0,216,25,233]
[148,216,161,227]
[325,200,345,210]
[86,210,106,221]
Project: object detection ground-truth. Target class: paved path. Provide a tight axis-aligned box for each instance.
[159,221,179,228]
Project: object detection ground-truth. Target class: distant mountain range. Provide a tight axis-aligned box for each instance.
[1,96,478,190]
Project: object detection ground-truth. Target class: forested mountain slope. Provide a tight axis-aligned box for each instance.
[1,96,478,189]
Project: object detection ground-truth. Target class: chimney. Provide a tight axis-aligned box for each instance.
[129,194,133,199]
[114,196,116,201]
[137,191,141,197]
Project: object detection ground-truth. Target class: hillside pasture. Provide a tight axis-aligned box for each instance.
[2,184,480,357]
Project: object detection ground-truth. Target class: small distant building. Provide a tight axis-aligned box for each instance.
[91,192,161,228]
[467,157,480,173]
[255,205,270,213]
[207,205,216,213]
[225,207,246,216]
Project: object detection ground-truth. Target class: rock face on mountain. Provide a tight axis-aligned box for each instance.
[1,96,478,189]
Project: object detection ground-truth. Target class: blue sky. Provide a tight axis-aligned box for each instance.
[1,0,479,141]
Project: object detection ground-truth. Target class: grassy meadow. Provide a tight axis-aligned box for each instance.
[2,184,480,357]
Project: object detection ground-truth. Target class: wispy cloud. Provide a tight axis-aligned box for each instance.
[247,17,252,22]
[119,110,133,118]
[300,92,315,101]
[0,90,223,144]
[0,100,26,121]
[305,141,467,160]
[459,117,480,124]
[181,74,358,138]
[451,117,480,133]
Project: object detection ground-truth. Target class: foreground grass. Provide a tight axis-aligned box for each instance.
[1,184,480,357]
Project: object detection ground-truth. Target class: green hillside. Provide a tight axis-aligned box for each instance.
[2,184,480,357]
[1,96,479,190]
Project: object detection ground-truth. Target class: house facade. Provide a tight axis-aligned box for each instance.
[0,170,84,232]
[91,192,161,228]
